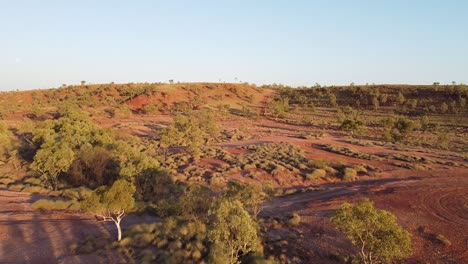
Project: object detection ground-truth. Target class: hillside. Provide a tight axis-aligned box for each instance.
[0,83,467,263]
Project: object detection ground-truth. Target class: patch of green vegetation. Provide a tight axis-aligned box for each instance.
[331,199,412,263]
[32,199,78,210]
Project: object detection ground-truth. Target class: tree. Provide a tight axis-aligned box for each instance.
[208,198,262,264]
[30,142,75,190]
[0,121,14,164]
[81,80,86,86]
[267,97,289,118]
[81,179,136,241]
[159,111,220,159]
[331,199,412,264]
[340,119,366,137]
[381,116,418,142]
[225,181,272,219]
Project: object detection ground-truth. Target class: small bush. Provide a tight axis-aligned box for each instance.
[32,199,74,210]
[342,168,357,182]
[0,177,14,185]
[8,184,25,191]
[62,187,93,201]
[24,177,42,186]
[287,213,301,226]
[306,169,326,181]
[242,163,257,170]
[22,186,48,194]
[271,166,286,177]
[352,165,368,173]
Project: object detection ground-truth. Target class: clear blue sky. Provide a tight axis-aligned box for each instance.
[1,0,467,91]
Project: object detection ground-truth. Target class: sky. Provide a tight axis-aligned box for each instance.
[1,0,467,91]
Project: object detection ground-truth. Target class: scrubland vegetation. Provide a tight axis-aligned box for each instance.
[0,82,467,263]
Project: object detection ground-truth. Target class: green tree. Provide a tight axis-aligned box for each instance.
[340,119,366,137]
[267,97,289,118]
[225,181,272,219]
[81,179,136,241]
[0,121,14,164]
[381,117,418,142]
[30,142,75,190]
[208,198,262,264]
[159,111,220,159]
[331,199,412,264]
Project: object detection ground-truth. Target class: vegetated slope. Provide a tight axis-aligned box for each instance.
[0,82,272,119]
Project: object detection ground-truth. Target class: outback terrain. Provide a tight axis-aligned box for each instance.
[0,82,467,263]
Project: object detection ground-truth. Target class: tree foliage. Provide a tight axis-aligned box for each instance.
[159,109,220,159]
[208,198,262,264]
[30,108,159,189]
[0,121,14,164]
[81,179,136,241]
[381,116,419,142]
[267,97,289,118]
[30,141,75,190]
[225,181,272,219]
[331,199,412,264]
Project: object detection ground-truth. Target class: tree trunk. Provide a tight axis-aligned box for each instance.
[114,218,122,241]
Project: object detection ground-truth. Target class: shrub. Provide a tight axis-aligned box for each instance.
[342,168,357,182]
[271,166,286,177]
[306,169,326,181]
[32,199,74,210]
[381,116,418,142]
[143,103,159,114]
[287,213,301,226]
[22,186,48,194]
[339,119,366,137]
[8,183,25,191]
[62,187,93,201]
[23,177,42,186]
[242,163,257,170]
[0,177,14,185]
[352,165,368,173]
[324,166,338,176]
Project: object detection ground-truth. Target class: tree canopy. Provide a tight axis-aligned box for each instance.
[208,198,262,264]
[331,199,412,264]
[81,179,136,241]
